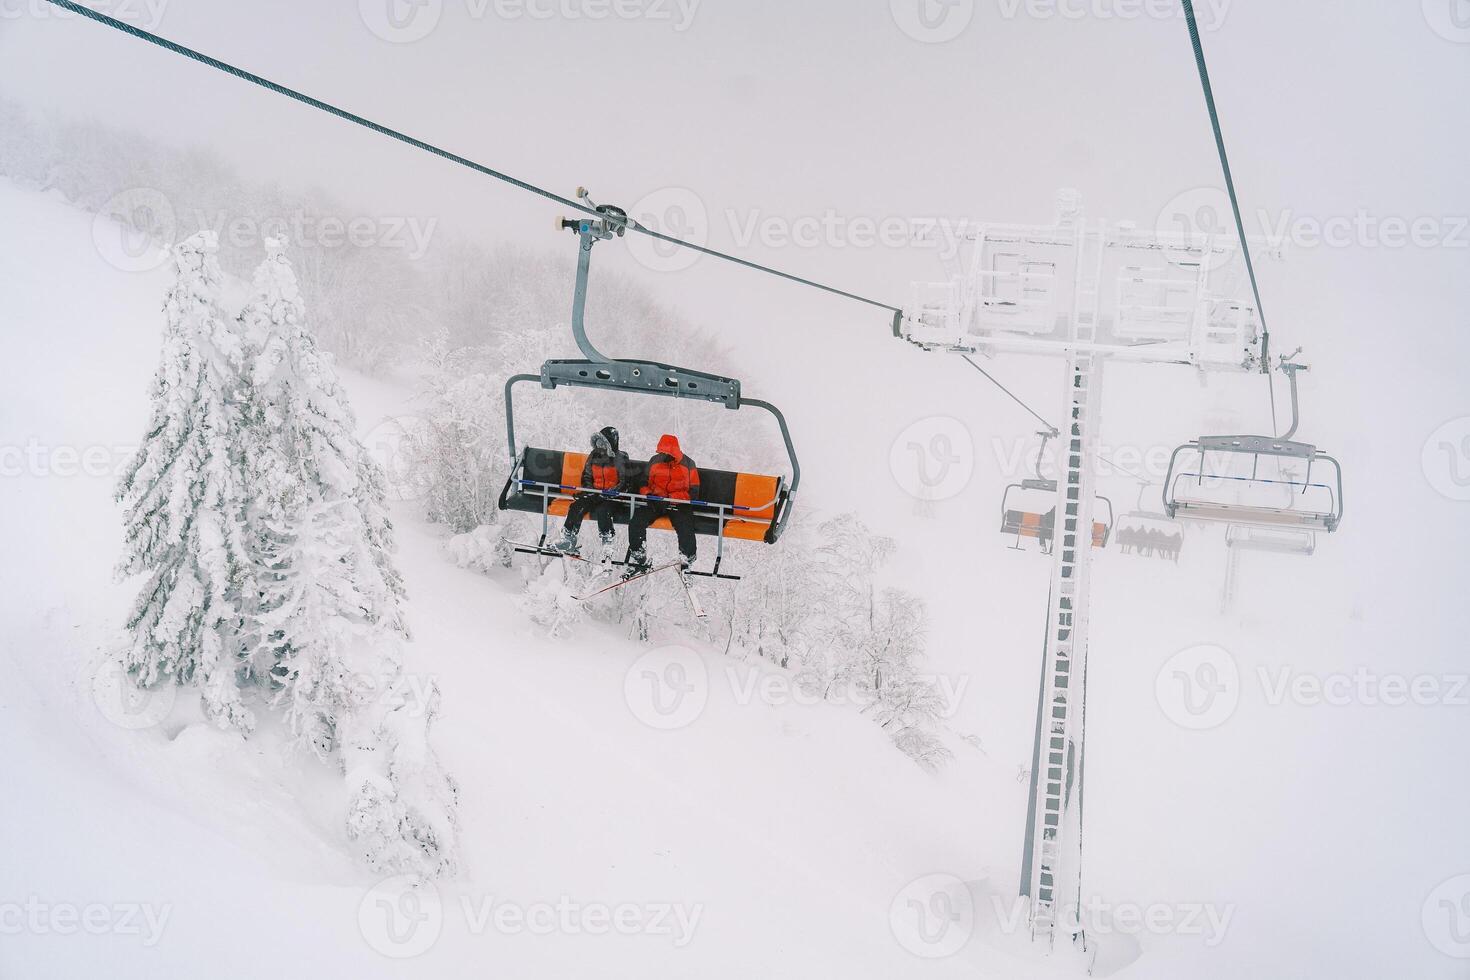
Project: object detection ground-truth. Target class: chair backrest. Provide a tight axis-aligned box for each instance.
[502,447,786,542]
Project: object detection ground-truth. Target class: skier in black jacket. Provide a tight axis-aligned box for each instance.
[552,426,633,555]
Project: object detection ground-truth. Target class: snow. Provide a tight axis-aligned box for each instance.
[2,173,1465,979]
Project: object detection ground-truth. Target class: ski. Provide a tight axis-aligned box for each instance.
[677,567,707,619]
[510,541,592,562]
[571,561,682,601]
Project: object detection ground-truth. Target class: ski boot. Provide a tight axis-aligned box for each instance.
[550,527,580,556]
[597,530,618,568]
[622,547,650,580]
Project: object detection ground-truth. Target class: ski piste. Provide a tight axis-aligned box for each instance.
[571,561,683,601]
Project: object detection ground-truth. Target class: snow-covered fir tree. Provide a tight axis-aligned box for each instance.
[239,236,406,742]
[238,238,457,876]
[115,231,256,733]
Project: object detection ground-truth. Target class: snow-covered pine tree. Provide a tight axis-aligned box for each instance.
[240,238,457,876]
[115,230,255,733]
[240,236,406,747]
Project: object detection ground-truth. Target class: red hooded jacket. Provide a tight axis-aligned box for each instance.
[642,434,700,501]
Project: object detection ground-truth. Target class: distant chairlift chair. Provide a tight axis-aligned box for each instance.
[1115,481,1184,562]
[1163,359,1344,535]
[999,430,1114,553]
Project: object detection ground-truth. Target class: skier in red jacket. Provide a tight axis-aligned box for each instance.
[625,433,700,571]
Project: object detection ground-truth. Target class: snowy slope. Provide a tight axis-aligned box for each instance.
[0,179,1028,979]
[2,176,1465,979]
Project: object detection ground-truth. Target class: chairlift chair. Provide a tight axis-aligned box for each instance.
[1115,481,1184,561]
[496,190,800,580]
[1163,359,1343,534]
[1225,523,1317,556]
[999,431,1114,552]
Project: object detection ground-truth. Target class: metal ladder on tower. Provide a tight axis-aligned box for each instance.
[1021,222,1105,948]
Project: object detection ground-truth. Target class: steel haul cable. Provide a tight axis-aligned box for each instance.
[1180,0,1281,433]
[39,0,899,316]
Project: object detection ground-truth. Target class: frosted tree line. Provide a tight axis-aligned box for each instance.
[3,101,955,773]
[116,232,457,878]
[0,98,733,377]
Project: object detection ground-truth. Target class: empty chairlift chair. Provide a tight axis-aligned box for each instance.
[1163,360,1343,534]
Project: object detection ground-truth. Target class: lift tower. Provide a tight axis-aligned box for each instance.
[900,192,1268,948]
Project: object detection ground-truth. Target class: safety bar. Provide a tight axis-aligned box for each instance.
[514,478,781,520]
